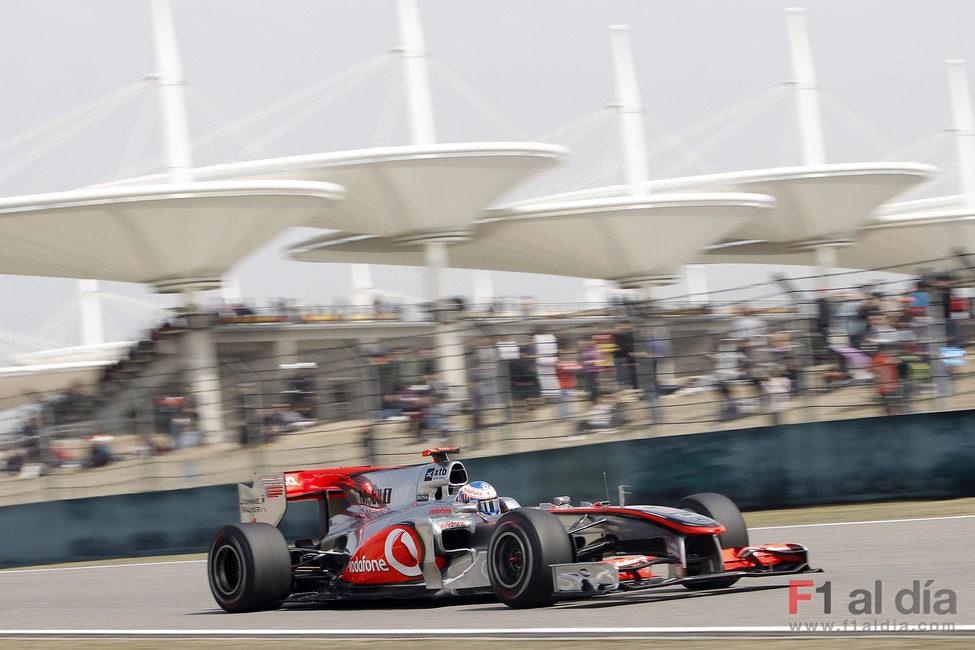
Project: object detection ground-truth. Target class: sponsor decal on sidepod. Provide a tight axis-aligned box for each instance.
[341,526,423,584]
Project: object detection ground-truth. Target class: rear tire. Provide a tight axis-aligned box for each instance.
[207,523,292,612]
[487,508,573,608]
[677,492,748,591]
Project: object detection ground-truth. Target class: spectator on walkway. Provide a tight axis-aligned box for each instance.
[864,313,899,350]
[179,386,201,447]
[761,366,792,425]
[768,331,801,394]
[404,372,448,441]
[234,383,262,447]
[83,435,114,468]
[709,339,747,385]
[949,288,970,347]
[554,351,582,420]
[729,309,768,354]
[417,348,438,378]
[533,331,560,399]
[641,326,673,402]
[813,289,833,361]
[377,385,405,420]
[496,338,520,408]
[20,414,42,463]
[870,343,903,415]
[507,347,538,416]
[902,339,932,409]
[907,279,930,319]
[592,334,618,392]
[852,290,883,351]
[578,337,606,404]
[716,382,740,421]
[155,393,183,447]
[612,322,638,390]
[472,338,501,410]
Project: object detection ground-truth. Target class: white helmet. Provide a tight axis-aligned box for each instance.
[457,481,501,515]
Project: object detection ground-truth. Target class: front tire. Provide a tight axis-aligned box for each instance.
[207,523,292,612]
[677,492,748,591]
[487,508,573,608]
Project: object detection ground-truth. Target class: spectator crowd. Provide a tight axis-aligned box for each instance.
[2,273,972,480]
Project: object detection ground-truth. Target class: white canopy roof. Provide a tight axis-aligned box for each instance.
[0,180,344,292]
[700,194,975,274]
[501,163,935,246]
[109,142,569,241]
[290,193,776,287]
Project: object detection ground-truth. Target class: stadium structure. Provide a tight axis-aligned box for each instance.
[0,1,970,447]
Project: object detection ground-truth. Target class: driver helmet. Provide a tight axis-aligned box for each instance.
[457,480,501,515]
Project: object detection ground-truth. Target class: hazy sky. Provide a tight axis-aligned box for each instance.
[0,0,971,359]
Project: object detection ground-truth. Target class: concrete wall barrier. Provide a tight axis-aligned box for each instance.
[2,410,974,568]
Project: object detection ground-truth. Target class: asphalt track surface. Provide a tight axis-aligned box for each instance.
[1,516,973,638]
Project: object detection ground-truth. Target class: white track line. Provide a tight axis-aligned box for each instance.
[2,514,972,575]
[749,514,975,530]
[0,627,972,636]
[0,560,204,574]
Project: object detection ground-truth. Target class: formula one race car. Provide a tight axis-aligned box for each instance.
[208,447,819,611]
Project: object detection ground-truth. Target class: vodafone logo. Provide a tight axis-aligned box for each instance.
[384,527,421,577]
[342,526,423,581]
[346,557,389,573]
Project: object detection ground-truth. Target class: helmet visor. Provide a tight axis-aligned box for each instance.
[477,497,501,515]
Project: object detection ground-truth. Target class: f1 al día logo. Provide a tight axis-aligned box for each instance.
[789,580,957,615]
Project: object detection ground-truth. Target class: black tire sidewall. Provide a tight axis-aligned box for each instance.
[487,508,573,608]
[489,519,537,602]
[207,523,291,612]
[207,527,252,608]
[676,492,748,591]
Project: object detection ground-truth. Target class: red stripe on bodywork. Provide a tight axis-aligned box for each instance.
[549,507,726,534]
[721,544,808,571]
[283,466,396,501]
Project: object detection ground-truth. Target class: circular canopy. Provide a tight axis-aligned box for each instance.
[499,163,935,246]
[110,142,569,241]
[0,180,345,292]
[700,194,975,274]
[290,193,776,288]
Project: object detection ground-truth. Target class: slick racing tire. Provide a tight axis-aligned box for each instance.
[677,492,749,591]
[208,522,292,612]
[487,508,573,608]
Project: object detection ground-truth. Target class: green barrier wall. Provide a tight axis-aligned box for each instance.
[2,410,974,568]
[465,410,975,509]
[0,484,321,569]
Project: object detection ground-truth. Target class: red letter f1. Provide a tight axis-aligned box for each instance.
[788,580,814,614]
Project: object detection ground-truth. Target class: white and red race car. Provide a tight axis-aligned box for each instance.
[208,447,819,611]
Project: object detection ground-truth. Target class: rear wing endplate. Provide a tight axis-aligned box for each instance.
[238,474,287,526]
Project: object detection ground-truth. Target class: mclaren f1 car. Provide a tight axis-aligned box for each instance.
[207,447,820,611]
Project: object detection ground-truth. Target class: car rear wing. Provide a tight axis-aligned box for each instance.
[237,450,462,530]
[237,470,359,538]
[238,474,288,526]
